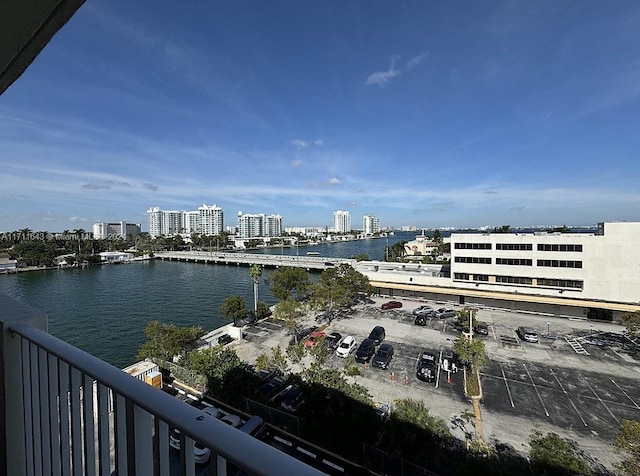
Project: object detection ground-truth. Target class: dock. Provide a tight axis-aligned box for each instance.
[155,250,354,270]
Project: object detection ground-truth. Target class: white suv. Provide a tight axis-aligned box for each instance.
[336,335,356,357]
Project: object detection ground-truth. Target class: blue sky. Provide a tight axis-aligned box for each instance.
[2,1,640,232]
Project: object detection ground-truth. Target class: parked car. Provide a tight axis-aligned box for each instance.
[371,343,394,369]
[414,314,429,326]
[217,334,234,345]
[304,330,325,348]
[280,384,304,412]
[368,326,386,345]
[201,405,221,419]
[442,349,459,371]
[220,414,242,427]
[474,322,489,336]
[434,308,456,319]
[238,416,265,436]
[336,335,357,357]
[169,428,211,464]
[416,351,437,382]
[258,375,288,400]
[325,331,343,350]
[412,305,433,316]
[517,326,539,343]
[355,339,376,363]
[381,300,402,310]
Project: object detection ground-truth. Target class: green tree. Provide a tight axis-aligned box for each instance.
[350,253,370,261]
[620,311,640,339]
[269,266,311,301]
[393,399,451,438]
[249,264,262,312]
[453,335,487,370]
[455,309,478,333]
[310,263,373,312]
[219,295,248,327]
[137,321,203,362]
[273,298,304,343]
[613,419,640,476]
[255,345,290,375]
[188,346,241,384]
[528,431,592,475]
[492,225,511,233]
[384,240,407,261]
[432,229,442,242]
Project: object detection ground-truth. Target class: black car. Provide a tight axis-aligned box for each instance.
[416,351,437,382]
[355,338,376,363]
[371,343,394,369]
[414,314,428,326]
[325,331,343,350]
[474,322,489,336]
[279,384,304,412]
[258,376,288,401]
[368,326,386,345]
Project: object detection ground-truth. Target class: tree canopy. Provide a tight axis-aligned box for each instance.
[219,295,248,326]
[613,419,640,476]
[269,266,311,301]
[453,335,487,371]
[620,311,640,339]
[528,431,592,476]
[137,321,203,362]
[310,263,373,312]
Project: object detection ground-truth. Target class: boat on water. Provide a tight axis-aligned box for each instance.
[306,251,321,256]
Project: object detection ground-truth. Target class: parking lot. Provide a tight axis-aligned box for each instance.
[231,296,640,470]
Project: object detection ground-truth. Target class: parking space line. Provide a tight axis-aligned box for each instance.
[523,364,549,417]
[491,325,497,341]
[611,379,640,409]
[581,374,620,425]
[550,368,588,427]
[499,363,515,408]
[435,349,443,388]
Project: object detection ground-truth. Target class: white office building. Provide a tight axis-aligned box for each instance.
[92,222,141,240]
[333,210,351,233]
[363,215,380,235]
[355,222,640,321]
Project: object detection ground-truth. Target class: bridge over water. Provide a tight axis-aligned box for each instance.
[155,250,355,270]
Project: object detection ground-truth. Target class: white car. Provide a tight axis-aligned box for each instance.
[335,335,356,358]
[220,413,242,427]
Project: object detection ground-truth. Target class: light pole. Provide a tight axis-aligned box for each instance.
[590,324,594,338]
[546,321,550,338]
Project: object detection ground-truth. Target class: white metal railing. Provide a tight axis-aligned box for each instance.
[0,295,324,476]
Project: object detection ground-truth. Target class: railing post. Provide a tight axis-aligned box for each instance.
[0,295,48,476]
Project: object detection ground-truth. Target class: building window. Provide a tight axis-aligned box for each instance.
[496,243,533,250]
[537,260,582,268]
[537,244,583,252]
[454,243,492,250]
[496,258,532,266]
[454,256,492,264]
[495,275,533,285]
[454,273,470,280]
[537,278,584,289]
[472,274,489,282]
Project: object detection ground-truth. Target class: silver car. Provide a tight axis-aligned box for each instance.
[517,326,539,343]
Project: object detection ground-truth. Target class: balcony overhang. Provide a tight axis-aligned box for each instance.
[0,0,85,95]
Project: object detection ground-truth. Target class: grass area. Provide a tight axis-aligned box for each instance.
[466,368,481,397]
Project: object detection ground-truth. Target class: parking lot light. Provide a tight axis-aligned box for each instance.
[546,321,550,338]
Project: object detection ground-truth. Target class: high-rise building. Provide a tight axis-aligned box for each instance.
[237,212,282,239]
[362,215,380,235]
[92,222,141,240]
[333,210,351,233]
[147,205,224,237]
[198,204,224,236]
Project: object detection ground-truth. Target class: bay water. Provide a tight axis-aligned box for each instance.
[0,233,413,368]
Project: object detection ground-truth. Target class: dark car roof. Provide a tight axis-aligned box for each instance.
[358,338,375,349]
[377,343,393,353]
[369,326,385,336]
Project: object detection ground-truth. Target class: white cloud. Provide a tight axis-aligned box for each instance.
[314,139,323,146]
[406,52,429,70]
[291,159,303,168]
[366,52,429,87]
[290,139,309,149]
[329,177,341,185]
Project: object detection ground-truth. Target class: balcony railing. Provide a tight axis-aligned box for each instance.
[0,295,324,476]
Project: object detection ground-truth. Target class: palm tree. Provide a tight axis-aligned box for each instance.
[249,264,262,312]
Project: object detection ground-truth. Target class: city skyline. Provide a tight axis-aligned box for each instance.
[2,1,640,232]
